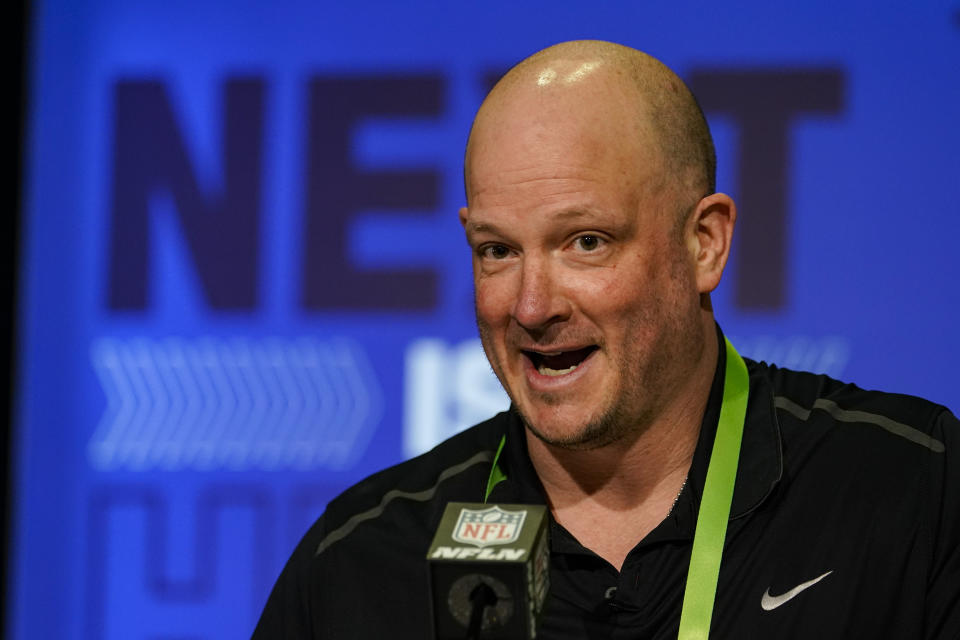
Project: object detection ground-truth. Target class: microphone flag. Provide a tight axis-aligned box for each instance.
[427,503,549,639]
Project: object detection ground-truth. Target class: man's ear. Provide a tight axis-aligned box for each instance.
[459,206,469,228]
[686,193,736,294]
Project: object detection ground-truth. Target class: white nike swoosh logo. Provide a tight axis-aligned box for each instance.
[761,570,833,611]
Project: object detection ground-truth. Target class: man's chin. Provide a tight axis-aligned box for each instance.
[517,405,621,452]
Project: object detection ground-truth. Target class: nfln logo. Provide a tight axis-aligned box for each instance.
[453,506,526,547]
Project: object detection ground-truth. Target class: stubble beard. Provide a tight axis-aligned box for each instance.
[519,308,701,453]
[521,389,644,451]
[475,251,704,453]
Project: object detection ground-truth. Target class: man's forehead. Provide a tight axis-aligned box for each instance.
[465,94,659,205]
[465,64,660,186]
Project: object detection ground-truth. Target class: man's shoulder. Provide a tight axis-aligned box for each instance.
[748,358,956,455]
[251,412,514,638]
[322,410,512,533]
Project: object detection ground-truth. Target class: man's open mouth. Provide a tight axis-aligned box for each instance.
[523,346,598,377]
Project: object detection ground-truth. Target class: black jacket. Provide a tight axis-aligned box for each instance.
[253,345,960,639]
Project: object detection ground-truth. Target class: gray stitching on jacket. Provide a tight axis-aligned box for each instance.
[774,396,945,453]
[315,450,494,555]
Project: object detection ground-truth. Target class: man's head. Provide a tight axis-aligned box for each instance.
[460,40,736,449]
[465,41,717,233]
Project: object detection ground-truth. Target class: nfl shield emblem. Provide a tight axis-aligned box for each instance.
[452,506,527,548]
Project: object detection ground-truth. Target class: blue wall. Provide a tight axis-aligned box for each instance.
[12,1,960,638]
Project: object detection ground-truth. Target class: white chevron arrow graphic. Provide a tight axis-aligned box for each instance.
[88,337,384,472]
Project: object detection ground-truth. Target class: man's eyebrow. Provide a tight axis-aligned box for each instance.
[464,221,499,235]
[466,208,596,235]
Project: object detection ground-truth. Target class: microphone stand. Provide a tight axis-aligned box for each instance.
[464,581,498,640]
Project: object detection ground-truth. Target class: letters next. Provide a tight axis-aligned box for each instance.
[106,69,844,313]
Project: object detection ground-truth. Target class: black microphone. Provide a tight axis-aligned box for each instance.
[427,503,549,639]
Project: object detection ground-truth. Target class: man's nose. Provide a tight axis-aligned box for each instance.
[512,257,571,330]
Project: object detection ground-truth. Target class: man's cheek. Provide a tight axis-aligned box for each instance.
[475,283,514,323]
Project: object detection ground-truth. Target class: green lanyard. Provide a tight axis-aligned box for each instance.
[484,338,749,639]
[677,337,749,639]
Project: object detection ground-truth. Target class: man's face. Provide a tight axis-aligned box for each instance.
[461,81,705,449]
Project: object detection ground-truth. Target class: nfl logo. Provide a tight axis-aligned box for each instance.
[453,506,527,548]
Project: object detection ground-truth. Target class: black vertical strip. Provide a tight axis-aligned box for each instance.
[688,69,845,310]
[4,0,31,635]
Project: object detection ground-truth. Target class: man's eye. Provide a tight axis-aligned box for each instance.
[481,244,511,259]
[573,235,603,251]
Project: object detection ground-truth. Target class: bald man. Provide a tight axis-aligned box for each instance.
[253,41,959,639]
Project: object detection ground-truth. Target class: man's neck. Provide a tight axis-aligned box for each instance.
[525,322,720,569]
